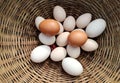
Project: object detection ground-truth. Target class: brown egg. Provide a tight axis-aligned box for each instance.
[39,19,60,36]
[68,30,88,46]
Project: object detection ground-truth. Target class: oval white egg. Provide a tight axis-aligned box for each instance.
[39,33,55,45]
[53,6,66,22]
[50,47,67,62]
[30,45,51,63]
[86,18,106,38]
[56,32,70,46]
[81,39,98,51]
[63,16,75,31]
[76,13,92,29]
[35,16,45,29]
[57,22,64,35]
[66,45,80,58]
[62,57,83,76]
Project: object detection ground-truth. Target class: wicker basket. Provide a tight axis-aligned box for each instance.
[0,0,120,83]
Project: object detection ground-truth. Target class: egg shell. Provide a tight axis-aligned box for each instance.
[81,39,98,52]
[39,19,60,36]
[76,13,92,29]
[56,32,70,46]
[39,33,56,45]
[35,16,45,29]
[63,16,75,31]
[73,29,85,32]
[53,6,66,22]
[66,45,81,58]
[86,18,106,38]
[50,47,67,62]
[57,22,64,35]
[68,30,88,46]
[30,45,51,63]
[62,57,83,76]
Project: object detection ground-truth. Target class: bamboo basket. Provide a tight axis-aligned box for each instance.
[0,0,120,83]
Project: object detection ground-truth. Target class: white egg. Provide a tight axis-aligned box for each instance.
[56,32,70,46]
[62,57,83,76]
[86,18,106,38]
[63,16,75,31]
[81,39,98,52]
[50,47,67,62]
[66,45,81,58]
[35,16,45,29]
[76,13,92,28]
[30,45,51,63]
[53,6,66,22]
[39,33,55,45]
[57,22,64,35]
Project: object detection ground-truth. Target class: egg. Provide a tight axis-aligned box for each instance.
[68,30,88,46]
[76,13,92,28]
[81,39,98,51]
[30,45,51,63]
[57,22,64,35]
[50,47,67,62]
[39,19,60,36]
[66,45,81,58]
[63,16,75,31]
[86,18,106,38]
[39,33,56,45]
[56,32,70,46]
[73,29,85,32]
[62,57,83,76]
[53,6,66,22]
[35,16,45,30]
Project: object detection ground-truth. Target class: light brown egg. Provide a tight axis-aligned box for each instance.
[39,19,60,36]
[68,30,88,46]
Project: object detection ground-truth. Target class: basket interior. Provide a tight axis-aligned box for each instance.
[0,0,120,83]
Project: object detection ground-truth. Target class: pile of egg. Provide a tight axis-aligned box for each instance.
[31,6,106,76]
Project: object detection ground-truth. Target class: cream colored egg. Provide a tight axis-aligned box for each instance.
[50,47,67,61]
[73,29,85,32]
[53,6,66,22]
[57,22,64,35]
[63,16,75,31]
[30,45,51,63]
[39,33,55,45]
[66,45,81,58]
[76,13,92,28]
[35,16,45,29]
[81,39,98,51]
[56,32,70,46]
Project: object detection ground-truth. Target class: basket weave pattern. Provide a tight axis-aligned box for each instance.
[0,0,120,83]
